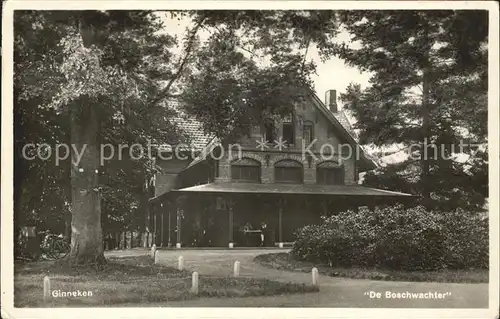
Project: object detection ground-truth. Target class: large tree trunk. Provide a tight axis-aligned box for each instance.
[14,103,27,234]
[69,97,105,265]
[421,21,432,208]
[421,65,431,205]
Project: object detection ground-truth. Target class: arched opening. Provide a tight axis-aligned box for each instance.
[316,161,345,185]
[274,159,303,183]
[231,158,261,183]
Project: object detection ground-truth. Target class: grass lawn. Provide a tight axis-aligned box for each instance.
[254,253,488,283]
[14,255,318,307]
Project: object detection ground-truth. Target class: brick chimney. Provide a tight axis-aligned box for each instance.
[325,89,338,113]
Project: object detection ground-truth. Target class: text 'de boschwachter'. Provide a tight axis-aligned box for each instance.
[364,291,452,299]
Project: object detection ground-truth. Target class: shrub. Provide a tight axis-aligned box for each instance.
[291,205,488,271]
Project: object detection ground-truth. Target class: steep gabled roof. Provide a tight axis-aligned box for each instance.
[332,111,357,139]
[307,89,377,171]
[184,137,220,170]
[163,99,213,150]
[164,91,377,171]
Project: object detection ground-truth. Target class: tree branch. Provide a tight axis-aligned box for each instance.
[150,16,206,106]
[208,24,262,58]
[300,37,311,74]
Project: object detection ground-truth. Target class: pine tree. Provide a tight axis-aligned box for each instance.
[328,10,488,210]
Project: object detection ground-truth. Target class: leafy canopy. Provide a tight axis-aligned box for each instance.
[328,10,488,211]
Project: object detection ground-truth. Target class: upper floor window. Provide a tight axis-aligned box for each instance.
[282,114,294,145]
[263,118,275,144]
[274,159,303,183]
[303,120,314,146]
[327,124,335,138]
[316,161,344,185]
[231,158,261,183]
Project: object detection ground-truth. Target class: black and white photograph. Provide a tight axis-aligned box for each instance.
[1,1,499,318]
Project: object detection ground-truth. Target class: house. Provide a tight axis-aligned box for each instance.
[146,88,414,248]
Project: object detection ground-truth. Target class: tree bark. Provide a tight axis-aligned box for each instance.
[68,96,105,265]
[422,67,430,203]
[421,22,432,207]
[14,103,28,231]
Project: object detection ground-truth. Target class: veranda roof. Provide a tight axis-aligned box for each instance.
[172,182,413,197]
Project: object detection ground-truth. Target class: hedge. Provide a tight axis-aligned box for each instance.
[291,205,488,271]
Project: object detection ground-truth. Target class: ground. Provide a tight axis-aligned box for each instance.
[254,252,488,283]
[106,248,489,308]
[14,253,316,307]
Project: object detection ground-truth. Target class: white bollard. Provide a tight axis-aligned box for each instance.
[233,261,240,277]
[228,242,234,249]
[312,267,319,288]
[151,244,156,258]
[191,271,199,294]
[154,249,160,264]
[178,256,184,270]
[176,242,181,249]
[278,242,284,248]
[43,276,51,301]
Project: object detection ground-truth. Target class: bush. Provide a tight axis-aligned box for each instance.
[291,205,488,271]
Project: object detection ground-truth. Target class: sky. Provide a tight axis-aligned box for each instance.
[306,34,373,109]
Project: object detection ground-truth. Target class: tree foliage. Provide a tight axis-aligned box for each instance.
[14,11,184,237]
[14,10,490,263]
[14,10,341,257]
[14,11,72,232]
[329,10,488,211]
[180,10,339,142]
[293,205,488,270]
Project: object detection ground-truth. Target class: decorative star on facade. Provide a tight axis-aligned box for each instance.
[255,137,269,151]
[274,137,288,151]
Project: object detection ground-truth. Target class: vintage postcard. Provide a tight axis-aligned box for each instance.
[1,1,499,318]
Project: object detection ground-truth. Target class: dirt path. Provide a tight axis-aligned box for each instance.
[105,248,488,308]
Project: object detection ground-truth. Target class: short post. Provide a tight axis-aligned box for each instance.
[178,256,184,270]
[233,261,240,277]
[176,242,181,249]
[228,242,234,249]
[154,249,160,264]
[312,267,319,288]
[43,276,51,302]
[191,271,199,295]
[278,242,284,248]
[151,244,156,258]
